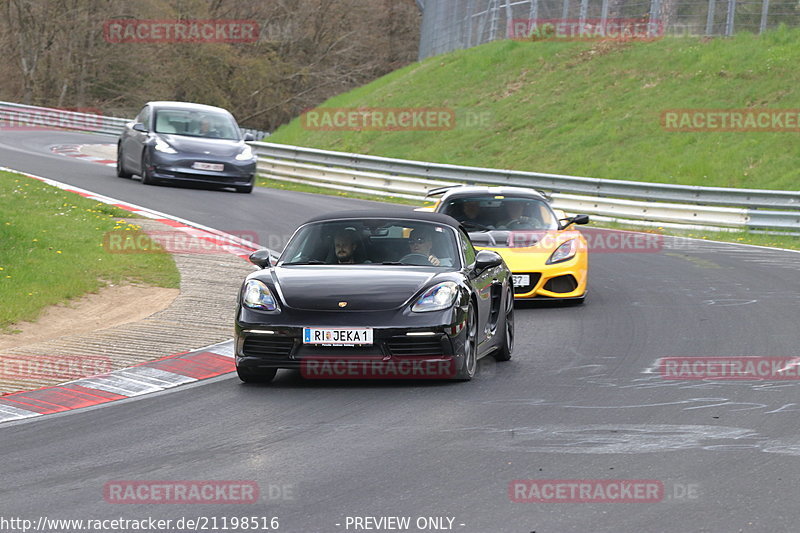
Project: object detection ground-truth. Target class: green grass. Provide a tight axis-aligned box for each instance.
[268,26,800,191]
[0,171,180,333]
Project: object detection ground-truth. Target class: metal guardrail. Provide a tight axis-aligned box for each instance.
[0,100,796,231]
[0,101,270,140]
[252,141,800,232]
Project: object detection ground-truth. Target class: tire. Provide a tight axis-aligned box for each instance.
[116,145,132,178]
[140,153,156,185]
[454,302,478,381]
[236,183,254,194]
[236,366,277,383]
[493,285,514,361]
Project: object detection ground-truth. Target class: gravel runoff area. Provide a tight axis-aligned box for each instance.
[0,217,256,395]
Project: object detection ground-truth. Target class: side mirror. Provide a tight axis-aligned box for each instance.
[248,249,273,269]
[559,214,590,229]
[243,133,255,142]
[132,123,148,133]
[474,250,503,271]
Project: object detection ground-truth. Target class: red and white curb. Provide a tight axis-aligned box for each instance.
[0,341,235,423]
[0,166,279,423]
[50,144,116,167]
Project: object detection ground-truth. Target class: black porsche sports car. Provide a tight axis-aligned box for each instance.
[234,210,514,383]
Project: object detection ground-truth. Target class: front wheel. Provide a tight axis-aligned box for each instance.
[454,303,477,381]
[116,145,132,178]
[493,284,514,361]
[236,366,277,383]
[140,153,156,185]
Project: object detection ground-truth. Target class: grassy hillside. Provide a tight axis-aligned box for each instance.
[269,27,800,191]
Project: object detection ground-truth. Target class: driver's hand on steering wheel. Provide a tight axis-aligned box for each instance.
[428,254,441,266]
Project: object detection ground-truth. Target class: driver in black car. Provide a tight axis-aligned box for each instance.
[408,228,444,266]
[333,229,360,264]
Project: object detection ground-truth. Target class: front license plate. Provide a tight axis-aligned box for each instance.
[512,274,531,287]
[303,327,373,346]
[192,162,224,171]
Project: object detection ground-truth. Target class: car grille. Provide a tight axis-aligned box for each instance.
[242,336,295,358]
[544,274,578,293]
[386,336,445,357]
[513,273,541,295]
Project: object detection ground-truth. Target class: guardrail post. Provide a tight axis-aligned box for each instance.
[759,0,769,33]
[649,0,662,31]
[706,0,716,35]
[529,0,539,28]
[725,0,736,36]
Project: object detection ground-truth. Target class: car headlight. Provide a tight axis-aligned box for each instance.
[412,281,459,313]
[235,145,254,161]
[547,239,577,264]
[154,138,177,154]
[242,280,280,312]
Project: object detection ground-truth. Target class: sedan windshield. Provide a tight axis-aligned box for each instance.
[441,196,559,231]
[153,109,240,140]
[280,219,460,267]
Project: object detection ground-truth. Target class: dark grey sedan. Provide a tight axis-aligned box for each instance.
[117,101,257,193]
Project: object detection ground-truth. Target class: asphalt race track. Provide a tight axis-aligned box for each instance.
[1,130,799,532]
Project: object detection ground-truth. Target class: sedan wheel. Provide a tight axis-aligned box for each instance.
[236,366,277,384]
[493,284,514,361]
[140,153,156,185]
[455,303,477,381]
[116,145,132,178]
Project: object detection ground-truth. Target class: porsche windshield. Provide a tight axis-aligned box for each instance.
[441,196,559,231]
[280,219,460,267]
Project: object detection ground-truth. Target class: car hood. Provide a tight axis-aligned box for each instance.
[267,266,440,311]
[159,134,244,156]
[469,230,551,249]
[471,230,583,270]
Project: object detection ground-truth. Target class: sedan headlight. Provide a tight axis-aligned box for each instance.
[235,145,254,161]
[412,281,459,313]
[154,138,177,154]
[242,280,280,312]
[547,239,577,264]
